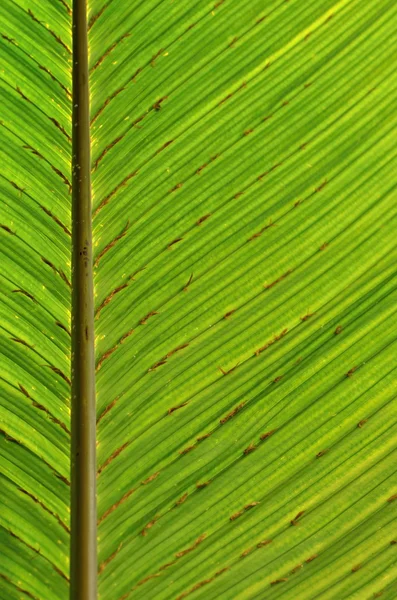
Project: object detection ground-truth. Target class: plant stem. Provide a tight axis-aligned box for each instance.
[70,1,97,598]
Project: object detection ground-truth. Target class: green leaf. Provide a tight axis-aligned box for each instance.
[1,0,397,598]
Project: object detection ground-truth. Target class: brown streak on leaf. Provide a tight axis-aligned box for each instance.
[96,396,120,424]
[243,443,256,455]
[40,206,71,236]
[156,140,174,155]
[264,270,292,289]
[140,310,159,325]
[142,471,160,485]
[241,547,254,558]
[153,96,168,111]
[159,561,176,571]
[179,445,196,456]
[18,384,31,398]
[94,221,129,267]
[93,134,125,170]
[120,329,134,343]
[130,67,142,83]
[27,9,71,54]
[196,163,208,175]
[148,359,167,372]
[88,5,106,30]
[300,312,315,321]
[98,489,135,524]
[224,309,236,319]
[91,33,131,72]
[220,402,245,424]
[175,534,206,558]
[12,289,37,302]
[150,48,164,68]
[230,511,242,521]
[305,554,318,562]
[55,321,71,336]
[0,429,19,444]
[196,481,211,489]
[32,400,70,435]
[98,442,130,475]
[260,429,277,441]
[168,402,188,415]
[291,510,305,526]
[316,449,329,458]
[196,213,211,225]
[258,539,272,548]
[136,573,161,588]
[58,269,71,288]
[346,367,357,378]
[167,343,189,358]
[94,172,138,216]
[96,345,118,372]
[91,86,126,124]
[168,237,183,249]
[54,472,70,486]
[255,328,288,356]
[175,493,188,506]
[18,487,70,533]
[291,564,303,574]
[10,337,33,349]
[141,517,158,536]
[10,180,25,193]
[0,573,38,599]
[98,543,123,574]
[183,273,193,292]
[315,180,328,192]
[169,183,183,194]
[244,502,260,510]
[218,362,239,376]
[41,256,56,271]
[0,225,16,235]
[95,284,128,318]
[229,36,238,48]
